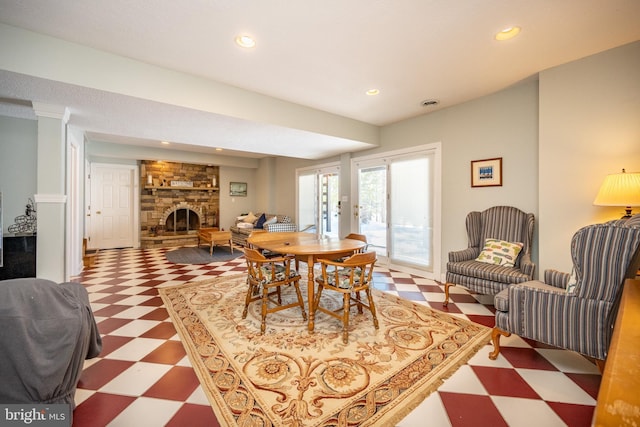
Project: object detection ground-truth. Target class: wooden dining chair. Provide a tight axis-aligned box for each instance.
[344,233,369,253]
[330,233,370,264]
[242,248,307,334]
[313,251,378,344]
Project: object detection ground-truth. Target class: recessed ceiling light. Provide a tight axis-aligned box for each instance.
[161,141,170,145]
[215,148,223,151]
[235,35,256,48]
[495,26,521,41]
[366,89,380,96]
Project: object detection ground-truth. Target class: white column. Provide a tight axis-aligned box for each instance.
[33,102,69,282]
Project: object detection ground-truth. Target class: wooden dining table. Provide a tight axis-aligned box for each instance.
[247,231,366,331]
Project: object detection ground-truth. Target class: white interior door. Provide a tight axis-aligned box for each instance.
[89,163,136,249]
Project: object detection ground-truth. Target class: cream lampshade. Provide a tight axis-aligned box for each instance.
[593,169,640,218]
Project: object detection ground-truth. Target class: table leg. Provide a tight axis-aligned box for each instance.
[306,255,315,332]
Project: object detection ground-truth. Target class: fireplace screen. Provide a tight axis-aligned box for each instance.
[165,208,200,233]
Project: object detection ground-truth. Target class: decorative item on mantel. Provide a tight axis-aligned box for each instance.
[8,198,37,234]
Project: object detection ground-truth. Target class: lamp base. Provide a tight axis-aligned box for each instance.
[622,207,633,219]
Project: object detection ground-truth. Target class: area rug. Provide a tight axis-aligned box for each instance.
[165,246,242,264]
[159,274,491,426]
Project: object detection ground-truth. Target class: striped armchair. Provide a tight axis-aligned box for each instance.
[489,216,640,361]
[444,206,535,306]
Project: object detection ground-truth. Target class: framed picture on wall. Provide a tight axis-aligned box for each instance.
[230,182,247,197]
[471,157,502,187]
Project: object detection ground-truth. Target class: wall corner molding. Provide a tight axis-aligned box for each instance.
[32,102,70,123]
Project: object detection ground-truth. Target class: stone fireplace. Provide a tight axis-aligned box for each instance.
[140,161,220,249]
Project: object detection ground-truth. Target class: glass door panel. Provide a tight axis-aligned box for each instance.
[297,165,340,236]
[298,173,316,233]
[320,173,339,238]
[389,154,433,270]
[357,165,387,257]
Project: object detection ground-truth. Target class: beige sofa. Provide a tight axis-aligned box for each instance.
[229,212,297,246]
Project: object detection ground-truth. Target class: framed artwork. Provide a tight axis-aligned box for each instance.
[230,182,247,196]
[471,157,502,187]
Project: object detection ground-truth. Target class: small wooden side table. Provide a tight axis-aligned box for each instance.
[198,228,233,255]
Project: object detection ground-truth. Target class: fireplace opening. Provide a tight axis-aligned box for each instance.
[165,208,200,233]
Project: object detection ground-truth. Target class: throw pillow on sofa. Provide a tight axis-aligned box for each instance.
[243,212,258,223]
[255,213,267,229]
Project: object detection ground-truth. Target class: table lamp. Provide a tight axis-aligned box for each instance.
[593,169,640,218]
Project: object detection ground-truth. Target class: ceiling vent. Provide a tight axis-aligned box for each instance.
[421,99,439,107]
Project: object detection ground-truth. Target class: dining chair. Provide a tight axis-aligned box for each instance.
[242,248,307,334]
[313,251,379,344]
[344,233,369,252]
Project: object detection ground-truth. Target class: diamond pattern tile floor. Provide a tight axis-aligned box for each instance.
[71,247,600,426]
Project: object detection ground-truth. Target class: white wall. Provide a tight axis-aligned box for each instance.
[0,116,37,233]
[539,41,640,272]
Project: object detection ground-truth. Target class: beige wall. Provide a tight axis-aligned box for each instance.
[539,41,640,272]
[3,39,639,279]
[378,81,539,276]
[273,41,640,277]
[218,166,256,230]
[273,81,539,278]
[0,116,37,233]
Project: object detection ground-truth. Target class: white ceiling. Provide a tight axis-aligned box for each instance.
[1,0,639,159]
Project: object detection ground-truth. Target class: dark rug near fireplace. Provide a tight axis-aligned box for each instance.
[165,246,243,264]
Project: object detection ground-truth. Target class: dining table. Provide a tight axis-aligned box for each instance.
[247,231,367,331]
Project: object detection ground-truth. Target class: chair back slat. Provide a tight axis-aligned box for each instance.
[571,224,640,302]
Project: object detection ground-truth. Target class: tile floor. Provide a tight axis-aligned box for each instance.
[71,247,601,426]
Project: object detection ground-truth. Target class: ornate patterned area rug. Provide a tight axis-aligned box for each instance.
[159,274,491,426]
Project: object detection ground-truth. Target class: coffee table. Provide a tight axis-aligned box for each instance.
[198,228,233,255]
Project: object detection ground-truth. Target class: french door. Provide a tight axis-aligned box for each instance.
[352,144,440,277]
[297,164,340,237]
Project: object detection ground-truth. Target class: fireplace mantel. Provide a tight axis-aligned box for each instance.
[145,185,219,195]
